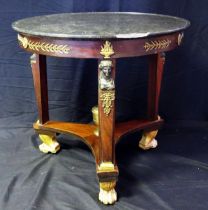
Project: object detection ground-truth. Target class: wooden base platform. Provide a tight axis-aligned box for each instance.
[34,118,163,161]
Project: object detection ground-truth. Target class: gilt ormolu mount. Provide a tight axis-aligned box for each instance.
[12,12,190,205]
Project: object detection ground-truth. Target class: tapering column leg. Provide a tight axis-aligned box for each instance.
[30,54,49,124]
[96,59,118,204]
[30,54,60,153]
[139,52,165,150]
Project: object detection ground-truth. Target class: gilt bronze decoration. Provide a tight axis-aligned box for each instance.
[39,133,61,153]
[18,34,70,54]
[100,41,115,59]
[12,12,190,205]
[100,91,115,116]
[99,60,114,90]
[178,33,184,45]
[98,162,117,204]
[139,130,158,150]
[30,54,36,64]
[92,106,99,136]
[35,121,61,153]
[99,60,115,116]
[144,39,171,51]
[98,161,115,171]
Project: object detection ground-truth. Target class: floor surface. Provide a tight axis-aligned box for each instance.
[0,120,208,210]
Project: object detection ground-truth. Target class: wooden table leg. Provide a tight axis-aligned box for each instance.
[139,53,166,150]
[30,54,60,153]
[96,59,118,204]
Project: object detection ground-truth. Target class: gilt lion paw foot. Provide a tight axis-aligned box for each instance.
[139,130,158,150]
[38,134,60,154]
[99,188,117,205]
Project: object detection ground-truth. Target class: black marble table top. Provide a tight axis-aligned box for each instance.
[12,12,190,39]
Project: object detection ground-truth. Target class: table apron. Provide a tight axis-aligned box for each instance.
[17,32,184,58]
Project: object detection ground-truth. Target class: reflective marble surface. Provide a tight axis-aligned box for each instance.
[12,12,190,39]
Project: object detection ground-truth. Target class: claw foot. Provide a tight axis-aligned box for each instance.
[139,130,158,150]
[39,134,60,154]
[99,182,117,205]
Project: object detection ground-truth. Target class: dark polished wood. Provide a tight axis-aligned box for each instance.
[13,12,190,204]
[98,59,116,165]
[18,32,181,58]
[147,53,166,120]
[31,54,49,124]
[33,118,163,164]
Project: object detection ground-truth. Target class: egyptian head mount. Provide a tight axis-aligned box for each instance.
[99,60,115,90]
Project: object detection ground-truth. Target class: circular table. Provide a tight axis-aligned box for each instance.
[12,12,190,205]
